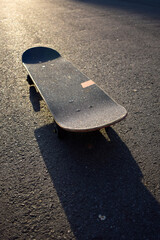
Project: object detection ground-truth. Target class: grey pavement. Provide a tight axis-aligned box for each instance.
[0,0,160,239]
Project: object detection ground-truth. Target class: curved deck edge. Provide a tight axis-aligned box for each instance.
[22,46,61,64]
[55,110,127,133]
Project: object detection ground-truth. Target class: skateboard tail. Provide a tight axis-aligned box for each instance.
[54,108,127,133]
[22,47,61,64]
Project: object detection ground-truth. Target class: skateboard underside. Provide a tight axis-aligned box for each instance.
[22,47,127,132]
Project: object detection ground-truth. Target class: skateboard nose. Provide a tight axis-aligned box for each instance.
[22,47,61,64]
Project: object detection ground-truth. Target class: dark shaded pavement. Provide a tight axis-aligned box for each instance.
[35,125,160,239]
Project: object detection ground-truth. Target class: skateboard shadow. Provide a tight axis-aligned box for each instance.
[29,86,42,112]
[22,47,61,64]
[34,125,160,240]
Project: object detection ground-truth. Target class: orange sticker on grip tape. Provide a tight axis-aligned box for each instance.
[81,80,95,88]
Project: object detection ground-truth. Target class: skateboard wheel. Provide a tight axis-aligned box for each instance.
[54,122,65,139]
[27,75,34,85]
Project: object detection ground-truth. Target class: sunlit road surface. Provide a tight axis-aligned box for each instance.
[0,0,160,239]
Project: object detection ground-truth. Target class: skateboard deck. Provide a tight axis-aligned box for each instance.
[22,47,127,132]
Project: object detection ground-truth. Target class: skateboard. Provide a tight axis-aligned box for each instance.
[22,47,127,136]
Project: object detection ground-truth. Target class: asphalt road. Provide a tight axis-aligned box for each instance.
[0,0,160,239]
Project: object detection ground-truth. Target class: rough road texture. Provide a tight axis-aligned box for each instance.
[0,0,160,240]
